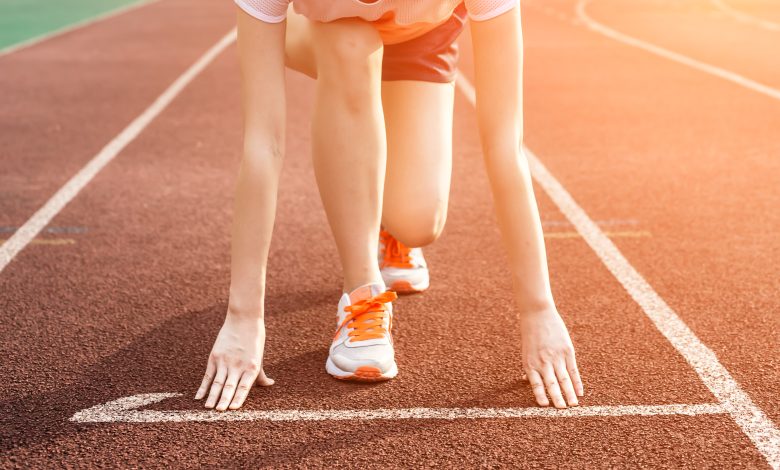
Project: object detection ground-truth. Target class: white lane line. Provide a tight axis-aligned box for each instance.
[711,0,780,31]
[455,71,780,469]
[0,29,237,275]
[0,0,162,58]
[575,0,780,102]
[70,393,727,423]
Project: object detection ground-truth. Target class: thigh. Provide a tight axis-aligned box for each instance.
[381,80,454,243]
[284,5,316,78]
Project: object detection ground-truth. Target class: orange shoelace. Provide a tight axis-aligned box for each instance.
[380,230,413,268]
[335,291,398,342]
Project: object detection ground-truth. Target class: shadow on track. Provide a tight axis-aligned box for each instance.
[0,287,338,453]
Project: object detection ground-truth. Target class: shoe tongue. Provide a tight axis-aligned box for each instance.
[349,282,385,304]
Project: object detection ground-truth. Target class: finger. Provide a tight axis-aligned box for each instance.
[542,365,567,409]
[256,368,275,387]
[527,369,549,407]
[229,370,258,410]
[565,352,584,397]
[204,364,227,409]
[554,359,579,407]
[216,368,243,411]
[195,358,216,400]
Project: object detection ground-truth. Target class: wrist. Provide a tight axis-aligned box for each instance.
[509,271,555,313]
[226,304,264,320]
[513,291,556,318]
[227,287,265,319]
[228,295,264,320]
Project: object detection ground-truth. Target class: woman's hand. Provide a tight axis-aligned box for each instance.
[520,307,583,408]
[195,312,274,411]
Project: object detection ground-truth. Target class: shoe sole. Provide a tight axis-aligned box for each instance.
[326,357,398,382]
[388,279,429,295]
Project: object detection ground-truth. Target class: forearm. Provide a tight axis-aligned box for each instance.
[471,5,554,314]
[483,144,554,313]
[227,145,283,318]
[228,10,287,318]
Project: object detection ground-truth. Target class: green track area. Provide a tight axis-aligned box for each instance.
[0,0,148,51]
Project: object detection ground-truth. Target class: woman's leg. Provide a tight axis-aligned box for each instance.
[381,80,454,248]
[284,6,316,78]
[284,8,453,272]
[308,19,387,292]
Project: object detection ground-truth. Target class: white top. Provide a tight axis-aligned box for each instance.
[235,0,518,25]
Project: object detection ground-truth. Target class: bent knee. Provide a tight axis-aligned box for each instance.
[383,205,447,248]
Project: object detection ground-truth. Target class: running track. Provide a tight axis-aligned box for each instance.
[1,0,778,466]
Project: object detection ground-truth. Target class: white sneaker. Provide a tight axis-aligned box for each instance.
[379,229,430,294]
[326,283,398,381]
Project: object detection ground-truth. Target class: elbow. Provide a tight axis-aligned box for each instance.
[480,136,532,195]
[480,131,526,171]
[478,115,523,158]
[479,126,524,159]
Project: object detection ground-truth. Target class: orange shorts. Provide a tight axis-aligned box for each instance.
[379,3,467,83]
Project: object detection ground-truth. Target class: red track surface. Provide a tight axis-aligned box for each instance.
[1,0,778,467]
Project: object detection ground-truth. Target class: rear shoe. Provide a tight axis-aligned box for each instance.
[326,283,398,381]
[379,229,430,294]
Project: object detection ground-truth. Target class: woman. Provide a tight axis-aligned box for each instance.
[195,0,584,412]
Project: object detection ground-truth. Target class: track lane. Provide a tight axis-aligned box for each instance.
[3,7,761,467]
[1,0,777,467]
[1,57,756,464]
[578,0,780,90]
[0,0,235,230]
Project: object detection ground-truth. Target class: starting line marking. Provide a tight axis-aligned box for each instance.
[70,393,727,423]
[0,29,238,275]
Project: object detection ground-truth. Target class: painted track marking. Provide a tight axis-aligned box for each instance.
[70,393,727,423]
[0,238,75,246]
[0,0,162,58]
[0,29,237,275]
[456,70,780,468]
[711,0,780,31]
[575,0,780,102]
[544,230,651,239]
